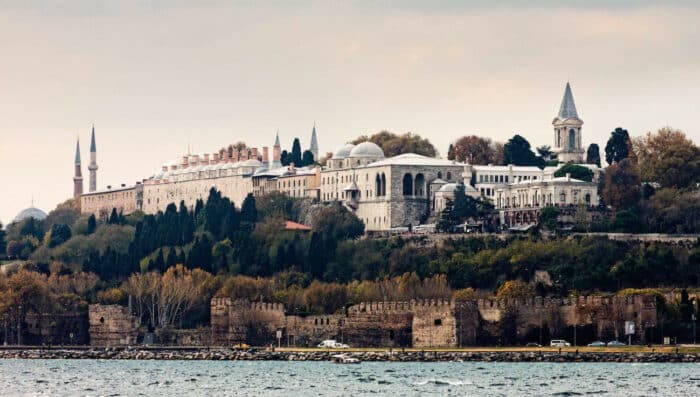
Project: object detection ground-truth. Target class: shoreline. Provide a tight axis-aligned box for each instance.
[0,347,698,362]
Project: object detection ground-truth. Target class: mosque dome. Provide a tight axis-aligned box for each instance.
[333,143,356,159]
[348,141,384,158]
[438,183,458,193]
[13,206,47,224]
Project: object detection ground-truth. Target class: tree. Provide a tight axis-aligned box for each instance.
[241,193,258,226]
[0,222,6,257]
[48,223,72,248]
[301,150,314,166]
[536,145,553,160]
[539,206,560,232]
[291,138,302,166]
[280,150,290,166]
[86,214,97,235]
[502,135,544,167]
[605,127,631,165]
[586,143,601,167]
[352,131,437,157]
[633,127,700,188]
[448,135,498,164]
[602,158,641,210]
[553,164,594,182]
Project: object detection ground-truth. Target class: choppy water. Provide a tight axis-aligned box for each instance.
[0,359,698,396]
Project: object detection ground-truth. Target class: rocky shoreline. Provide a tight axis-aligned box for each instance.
[0,348,697,362]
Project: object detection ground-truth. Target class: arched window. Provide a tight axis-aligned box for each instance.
[560,192,566,203]
[557,130,561,147]
[437,171,442,179]
[402,173,413,196]
[414,173,425,196]
[375,174,381,196]
[381,173,387,196]
[569,129,576,150]
[446,171,452,181]
[585,193,591,204]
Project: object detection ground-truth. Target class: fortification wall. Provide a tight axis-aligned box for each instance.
[411,299,457,347]
[88,304,139,346]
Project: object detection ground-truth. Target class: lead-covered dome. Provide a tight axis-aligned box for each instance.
[348,141,384,158]
[333,143,356,159]
[13,207,47,224]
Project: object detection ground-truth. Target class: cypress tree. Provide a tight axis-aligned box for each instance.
[87,214,97,235]
[302,150,314,166]
[241,193,257,226]
[291,138,302,166]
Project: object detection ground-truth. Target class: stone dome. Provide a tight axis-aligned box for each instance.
[348,141,384,158]
[438,183,458,193]
[13,206,47,224]
[333,143,356,159]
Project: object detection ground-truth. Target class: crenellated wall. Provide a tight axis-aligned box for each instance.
[209,295,658,347]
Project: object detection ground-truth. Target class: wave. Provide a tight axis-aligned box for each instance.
[413,378,473,386]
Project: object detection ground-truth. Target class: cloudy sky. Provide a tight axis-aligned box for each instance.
[1,0,699,224]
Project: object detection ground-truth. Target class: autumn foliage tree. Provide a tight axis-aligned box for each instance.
[352,130,437,157]
[602,158,641,210]
[633,127,700,189]
[448,135,501,164]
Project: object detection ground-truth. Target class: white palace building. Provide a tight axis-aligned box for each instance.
[78,83,600,232]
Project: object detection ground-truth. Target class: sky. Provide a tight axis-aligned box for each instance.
[1,0,699,225]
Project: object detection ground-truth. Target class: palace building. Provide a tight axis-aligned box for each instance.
[76,83,600,231]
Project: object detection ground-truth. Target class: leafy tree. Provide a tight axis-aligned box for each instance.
[280,150,290,166]
[553,164,594,182]
[291,138,303,166]
[605,127,631,165]
[586,143,601,167]
[86,214,97,235]
[602,158,641,210]
[502,135,545,167]
[352,130,437,157]
[536,145,553,160]
[48,224,72,248]
[448,135,499,164]
[0,222,6,257]
[241,193,258,227]
[301,150,314,166]
[539,206,559,232]
[633,127,700,188]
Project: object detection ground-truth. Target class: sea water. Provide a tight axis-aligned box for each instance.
[0,359,698,396]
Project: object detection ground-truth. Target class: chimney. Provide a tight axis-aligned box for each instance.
[182,156,189,168]
[162,165,168,172]
[222,150,230,163]
[289,162,296,172]
[232,151,240,162]
[251,148,259,159]
[212,153,219,164]
[262,146,269,163]
[203,153,210,164]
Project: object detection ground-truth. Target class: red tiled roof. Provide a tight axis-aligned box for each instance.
[284,221,311,231]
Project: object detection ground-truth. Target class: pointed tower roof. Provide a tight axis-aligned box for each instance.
[90,125,96,152]
[557,82,578,119]
[309,123,319,152]
[75,138,81,164]
[274,131,280,147]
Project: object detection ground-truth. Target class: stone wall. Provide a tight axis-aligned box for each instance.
[209,295,658,347]
[88,304,139,346]
[25,311,89,345]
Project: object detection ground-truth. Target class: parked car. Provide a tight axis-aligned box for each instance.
[607,341,626,347]
[550,339,571,347]
[587,341,606,347]
[318,340,339,348]
[526,342,542,347]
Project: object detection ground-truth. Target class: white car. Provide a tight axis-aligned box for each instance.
[550,339,571,347]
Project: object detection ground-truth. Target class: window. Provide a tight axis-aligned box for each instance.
[434,319,442,326]
[569,129,576,150]
[402,173,413,196]
[446,172,452,180]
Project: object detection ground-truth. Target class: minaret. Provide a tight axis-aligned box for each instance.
[73,138,84,199]
[552,82,584,163]
[88,125,98,192]
[271,131,282,169]
[309,122,319,161]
